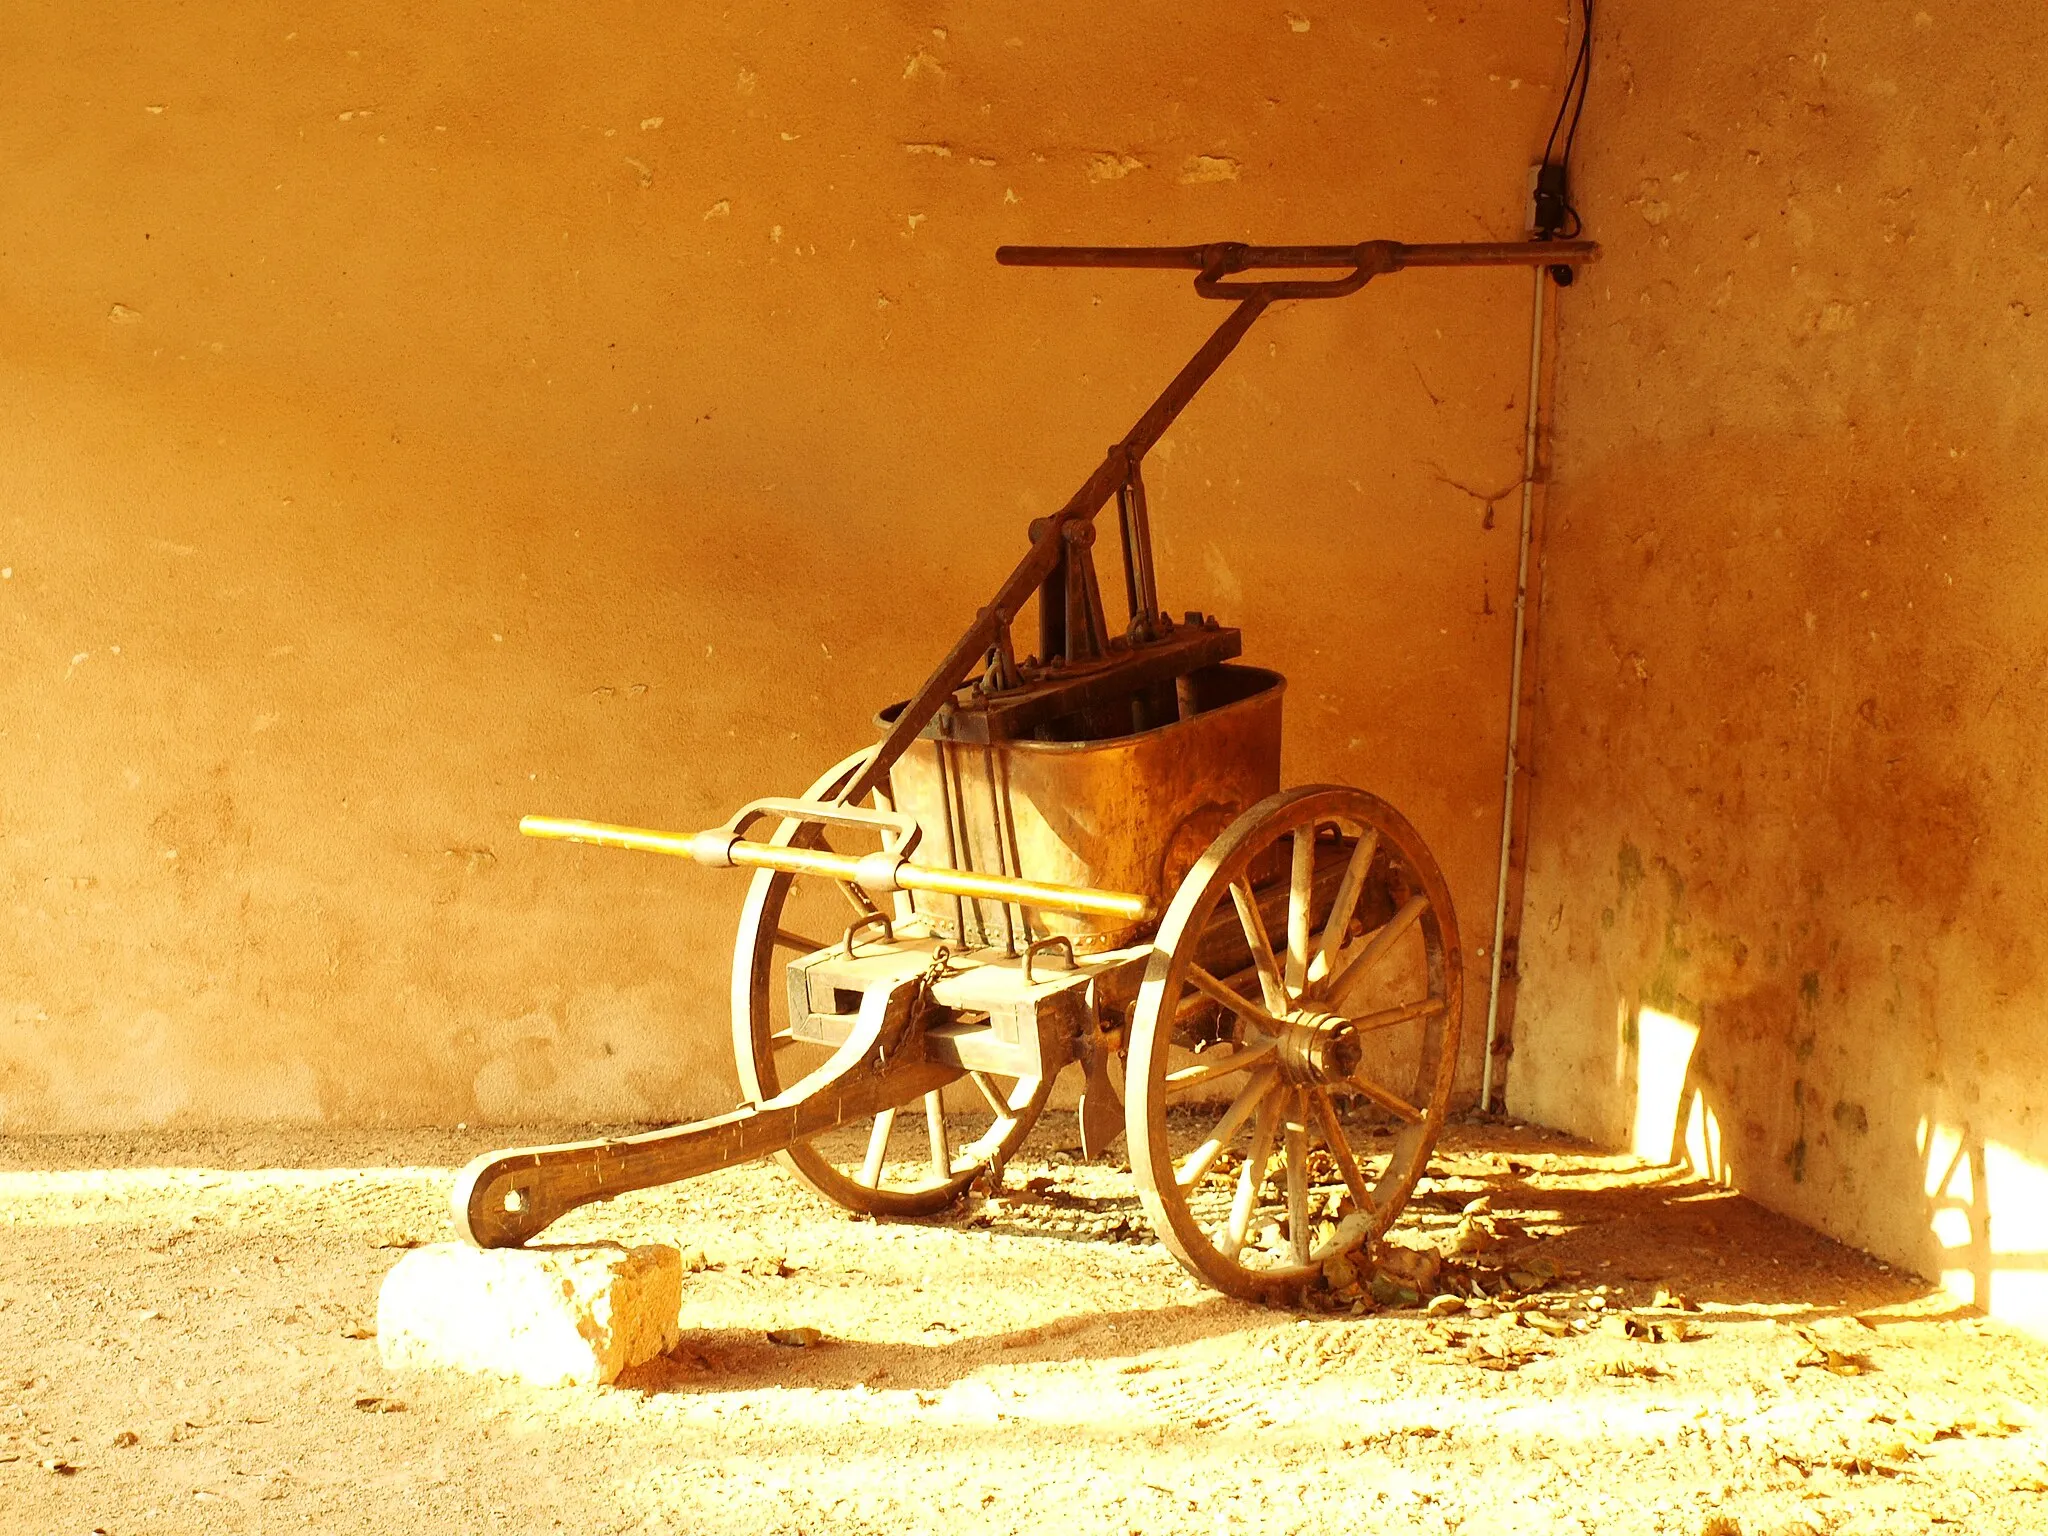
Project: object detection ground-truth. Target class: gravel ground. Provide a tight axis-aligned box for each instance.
[3,1117,2046,1536]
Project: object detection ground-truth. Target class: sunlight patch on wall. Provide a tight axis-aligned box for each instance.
[1630,1005,1698,1164]
[1626,1004,1731,1187]
[1922,1118,2048,1339]
[1681,1086,1728,1187]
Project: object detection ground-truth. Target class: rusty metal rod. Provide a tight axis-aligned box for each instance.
[1483,263,1551,1114]
[520,814,1151,921]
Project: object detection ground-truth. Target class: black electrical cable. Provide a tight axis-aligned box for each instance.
[1528,0,1591,283]
[1557,17,1591,234]
[1543,0,1593,169]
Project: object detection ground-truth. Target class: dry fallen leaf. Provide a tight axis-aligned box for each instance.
[1788,1326,1869,1375]
[1598,1357,1666,1380]
[1467,1334,1549,1373]
[1369,1274,1421,1309]
[1614,1313,1696,1344]
[1449,1215,1499,1255]
[1376,1240,1442,1290]
[1320,1251,1361,1292]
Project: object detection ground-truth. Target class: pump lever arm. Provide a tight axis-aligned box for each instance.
[997,238,1599,300]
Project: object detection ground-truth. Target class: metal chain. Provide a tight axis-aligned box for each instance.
[878,945,956,1070]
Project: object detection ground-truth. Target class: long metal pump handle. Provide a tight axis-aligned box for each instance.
[998,239,1599,299]
[834,237,1598,808]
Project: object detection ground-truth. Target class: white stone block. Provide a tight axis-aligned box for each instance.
[378,1242,682,1387]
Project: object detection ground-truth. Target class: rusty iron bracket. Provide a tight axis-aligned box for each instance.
[1022,933,1078,986]
[842,911,896,958]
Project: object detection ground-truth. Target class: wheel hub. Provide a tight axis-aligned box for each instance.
[1274,1009,1362,1085]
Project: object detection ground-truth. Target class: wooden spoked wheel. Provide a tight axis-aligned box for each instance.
[731,746,1054,1216]
[1126,785,1462,1301]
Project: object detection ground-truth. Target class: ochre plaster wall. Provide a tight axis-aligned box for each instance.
[3,3,1572,1129]
[1515,0,2048,1330]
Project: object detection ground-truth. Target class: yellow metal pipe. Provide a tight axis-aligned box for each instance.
[892,861,1148,921]
[519,815,1151,922]
[520,816,721,861]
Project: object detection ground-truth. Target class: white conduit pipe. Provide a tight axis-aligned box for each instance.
[1480,264,1550,1113]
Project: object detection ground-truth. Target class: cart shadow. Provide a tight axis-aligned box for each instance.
[617,1152,1959,1398]
[615,1296,1269,1396]
[612,1124,1964,1397]
[1407,1129,1953,1327]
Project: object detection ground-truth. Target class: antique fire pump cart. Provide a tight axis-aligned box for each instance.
[455,235,1596,1302]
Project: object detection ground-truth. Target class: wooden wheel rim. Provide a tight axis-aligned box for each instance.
[1127,785,1463,1300]
[730,746,1052,1216]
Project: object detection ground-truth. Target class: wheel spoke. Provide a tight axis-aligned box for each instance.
[1186,964,1288,1035]
[926,1091,953,1179]
[1170,961,1262,1025]
[1229,881,1289,1016]
[968,1071,1011,1118]
[1164,1041,1277,1099]
[858,1109,896,1187]
[1308,1086,1376,1215]
[1219,1092,1282,1260]
[1176,1065,1279,1190]
[773,927,832,954]
[1283,828,1315,997]
[1347,1072,1424,1125]
[1311,830,1379,990]
[1325,893,1429,1012]
[1284,1091,1311,1265]
[836,880,878,918]
[1350,997,1448,1034]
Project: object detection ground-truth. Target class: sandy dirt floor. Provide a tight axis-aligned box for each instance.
[4,1117,2047,1536]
